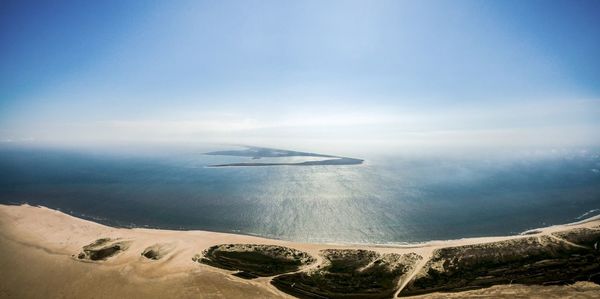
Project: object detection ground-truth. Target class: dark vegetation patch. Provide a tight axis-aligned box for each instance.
[552,228,600,249]
[77,238,131,261]
[400,234,600,296]
[142,249,160,259]
[197,244,315,278]
[232,271,260,279]
[141,243,175,260]
[272,249,422,299]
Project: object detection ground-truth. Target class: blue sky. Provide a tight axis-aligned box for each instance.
[1,0,599,152]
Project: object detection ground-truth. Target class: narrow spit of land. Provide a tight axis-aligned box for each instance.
[205,146,364,167]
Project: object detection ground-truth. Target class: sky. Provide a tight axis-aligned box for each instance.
[1,0,599,153]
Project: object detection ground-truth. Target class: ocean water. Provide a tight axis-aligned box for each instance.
[1,145,599,244]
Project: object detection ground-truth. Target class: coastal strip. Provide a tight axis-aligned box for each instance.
[0,204,599,298]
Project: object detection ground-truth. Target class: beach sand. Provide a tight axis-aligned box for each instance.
[0,204,599,298]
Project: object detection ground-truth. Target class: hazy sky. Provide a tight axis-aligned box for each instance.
[1,0,599,152]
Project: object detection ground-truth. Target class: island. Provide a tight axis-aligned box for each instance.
[205,146,364,167]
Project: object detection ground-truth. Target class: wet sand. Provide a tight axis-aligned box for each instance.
[0,204,599,298]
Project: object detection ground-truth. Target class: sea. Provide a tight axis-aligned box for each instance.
[1,144,599,244]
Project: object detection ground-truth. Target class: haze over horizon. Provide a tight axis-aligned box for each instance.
[1,0,599,154]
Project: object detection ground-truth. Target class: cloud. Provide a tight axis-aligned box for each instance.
[1,97,598,155]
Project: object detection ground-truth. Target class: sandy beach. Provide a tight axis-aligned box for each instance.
[1,204,599,298]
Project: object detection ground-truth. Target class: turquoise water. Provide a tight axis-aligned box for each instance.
[1,145,599,244]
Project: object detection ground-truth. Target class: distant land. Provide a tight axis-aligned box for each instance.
[205,146,364,167]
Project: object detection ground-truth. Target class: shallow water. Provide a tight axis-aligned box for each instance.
[1,145,599,244]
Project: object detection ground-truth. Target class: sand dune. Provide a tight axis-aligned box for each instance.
[0,204,599,298]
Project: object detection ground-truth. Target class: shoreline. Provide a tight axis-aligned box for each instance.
[1,203,599,298]
[7,200,599,248]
